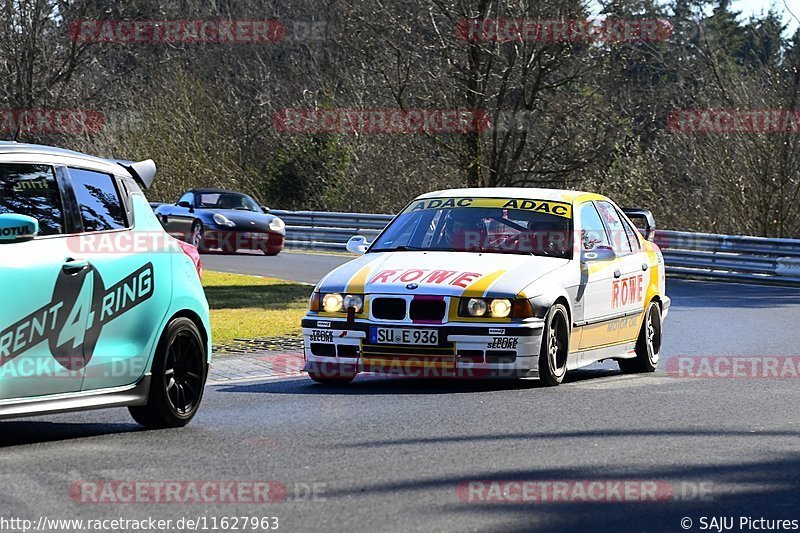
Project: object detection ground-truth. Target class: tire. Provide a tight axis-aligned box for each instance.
[619,301,662,374]
[538,303,570,386]
[264,248,281,256]
[129,317,207,428]
[190,221,204,251]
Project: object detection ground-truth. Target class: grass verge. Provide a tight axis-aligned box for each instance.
[202,270,311,343]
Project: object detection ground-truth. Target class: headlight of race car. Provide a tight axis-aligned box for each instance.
[323,293,344,313]
[459,297,532,319]
[268,217,286,233]
[213,213,236,228]
[490,298,512,318]
[466,298,488,317]
[343,294,364,313]
[320,293,365,314]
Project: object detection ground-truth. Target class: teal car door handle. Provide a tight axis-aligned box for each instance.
[63,258,90,273]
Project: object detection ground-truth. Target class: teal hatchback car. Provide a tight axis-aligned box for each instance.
[0,142,211,428]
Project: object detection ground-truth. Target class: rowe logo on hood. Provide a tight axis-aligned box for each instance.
[369,269,482,288]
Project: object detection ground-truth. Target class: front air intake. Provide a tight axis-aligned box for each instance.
[372,298,407,320]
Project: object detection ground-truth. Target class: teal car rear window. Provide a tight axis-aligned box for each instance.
[0,164,65,235]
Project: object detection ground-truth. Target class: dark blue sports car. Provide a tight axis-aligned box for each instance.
[154,188,286,255]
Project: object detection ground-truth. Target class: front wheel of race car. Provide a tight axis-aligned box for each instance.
[618,301,662,374]
[538,304,570,386]
[129,317,208,428]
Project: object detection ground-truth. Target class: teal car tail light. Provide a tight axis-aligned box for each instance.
[176,239,202,280]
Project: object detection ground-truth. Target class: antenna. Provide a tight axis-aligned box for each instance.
[11,121,22,142]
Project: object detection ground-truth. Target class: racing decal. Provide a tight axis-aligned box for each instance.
[309,330,334,343]
[606,315,639,333]
[611,274,643,309]
[0,225,32,238]
[369,269,482,288]
[487,337,519,350]
[13,178,49,191]
[403,197,572,218]
[0,263,154,371]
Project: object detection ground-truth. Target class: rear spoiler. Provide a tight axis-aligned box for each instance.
[114,159,157,190]
[622,208,656,242]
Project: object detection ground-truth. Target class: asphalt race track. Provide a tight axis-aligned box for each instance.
[202,250,351,285]
[2,252,800,532]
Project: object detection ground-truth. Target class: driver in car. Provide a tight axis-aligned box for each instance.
[440,210,487,251]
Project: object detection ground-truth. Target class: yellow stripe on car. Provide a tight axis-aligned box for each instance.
[346,265,372,293]
[461,269,508,298]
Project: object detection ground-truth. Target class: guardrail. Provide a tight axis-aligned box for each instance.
[270,209,800,287]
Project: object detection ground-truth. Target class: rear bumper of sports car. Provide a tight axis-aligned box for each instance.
[301,317,546,379]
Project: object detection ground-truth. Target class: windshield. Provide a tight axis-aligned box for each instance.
[370,197,573,258]
[196,192,260,212]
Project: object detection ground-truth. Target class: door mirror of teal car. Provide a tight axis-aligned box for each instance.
[177,200,193,211]
[0,213,38,243]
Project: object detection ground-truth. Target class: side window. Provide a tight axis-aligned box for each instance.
[619,211,641,252]
[0,164,65,235]
[69,168,128,232]
[595,201,632,255]
[178,192,194,206]
[579,202,611,251]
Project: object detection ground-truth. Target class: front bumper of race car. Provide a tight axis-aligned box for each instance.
[301,316,547,379]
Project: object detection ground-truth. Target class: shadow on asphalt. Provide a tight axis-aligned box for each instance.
[335,427,800,449]
[668,278,800,308]
[0,421,142,447]
[317,452,800,533]
[215,367,623,395]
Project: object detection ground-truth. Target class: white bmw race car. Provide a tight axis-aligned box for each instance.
[302,188,669,386]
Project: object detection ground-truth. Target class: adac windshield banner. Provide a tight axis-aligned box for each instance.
[403,197,572,218]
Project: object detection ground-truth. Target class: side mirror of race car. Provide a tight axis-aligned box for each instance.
[0,213,38,244]
[581,245,616,263]
[346,235,369,255]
